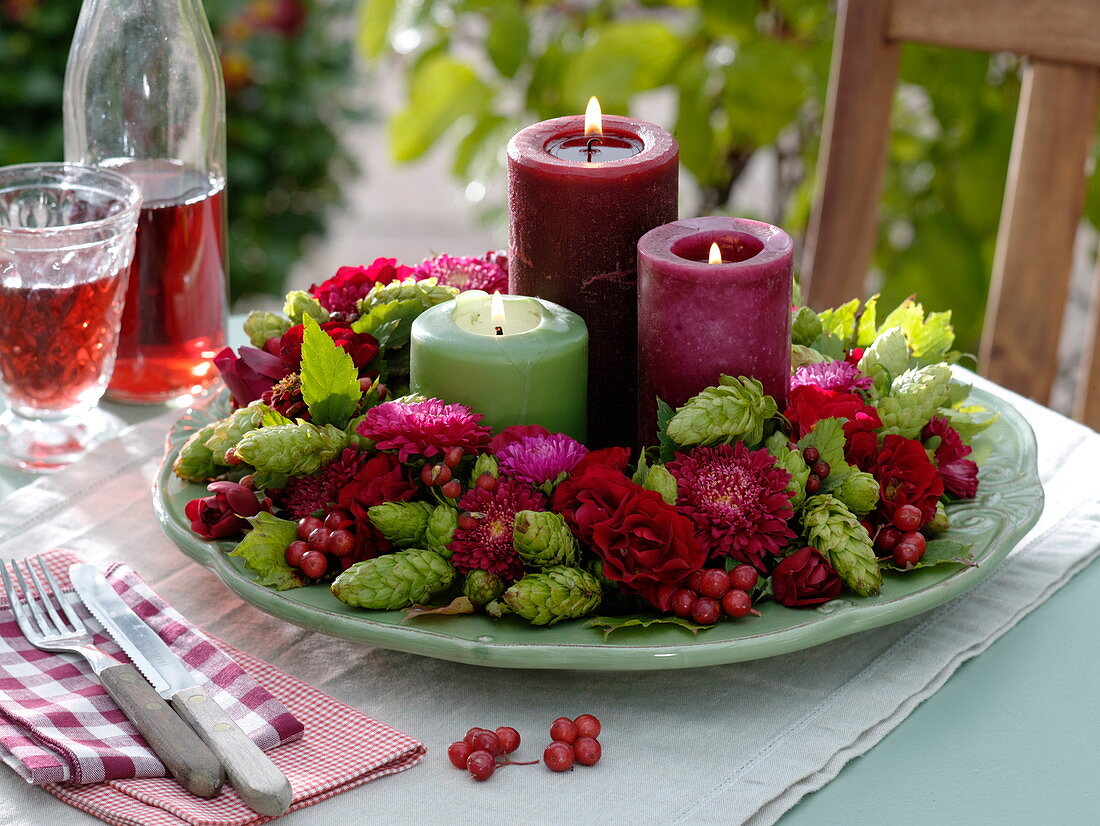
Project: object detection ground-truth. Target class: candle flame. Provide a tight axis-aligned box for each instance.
[584,97,603,137]
[708,242,722,265]
[490,290,506,328]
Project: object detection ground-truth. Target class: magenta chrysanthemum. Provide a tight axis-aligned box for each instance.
[412,254,508,294]
[496,433,588,488]
[790,361,873,394]
[449,479,547,579]
[358,399,491,462]
[668,443,796,572]
[281,448,365,518]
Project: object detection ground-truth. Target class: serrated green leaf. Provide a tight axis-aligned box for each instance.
[560,21,682,112]
[259,405,293,428]
[885,538,976,571]
[300,315,362,426]
[856,295,880,346]
[797,417,848,475]
[655,398,679,463]
[582,613,712,641]
[818,298,861,343]
[230,512,304,590]
[352,299,431,346]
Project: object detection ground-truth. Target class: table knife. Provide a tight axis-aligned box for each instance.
[70,564,292,817]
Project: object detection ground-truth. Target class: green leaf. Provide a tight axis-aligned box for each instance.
[352,299,432,346]
[299,315,362,426]
[357,0,398,62]
[655,398,679,463]
[856,295,880,346]
[583,614,712,641]
[885,539,976,571]
[818,298,861,343]
[258,405,293,428]
[389,55,492,162]
[797,417,847,473]
[486,4,529,79]
[230,513,304,590]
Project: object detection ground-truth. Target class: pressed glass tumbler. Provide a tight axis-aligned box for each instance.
[0,163,141,471]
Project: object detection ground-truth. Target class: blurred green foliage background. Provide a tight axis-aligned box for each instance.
[362,0,1100,354]
[0,0,363,300]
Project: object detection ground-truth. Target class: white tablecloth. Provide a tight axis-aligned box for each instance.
[1,372,1098,826]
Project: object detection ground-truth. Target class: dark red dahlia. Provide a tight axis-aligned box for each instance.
[450,479,547,580]
[922,416,979,499]
[309,258,414,315]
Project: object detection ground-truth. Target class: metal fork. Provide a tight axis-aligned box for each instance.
[1,556,223,797]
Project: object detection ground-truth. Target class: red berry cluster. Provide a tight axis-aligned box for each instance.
[800,446,831,495]
[447,726,528,782]
[671,565,759,624]
[420,446,465,499]
[284,508,359,579]
[544,714,602,772]
[870,504,928,569]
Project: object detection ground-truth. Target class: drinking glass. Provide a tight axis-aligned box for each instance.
[0,163,141,471]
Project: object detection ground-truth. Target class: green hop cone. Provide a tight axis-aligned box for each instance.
[641,464,678,505]
[876,364,953,439]
[283,290,329,325]
[424,505,458,558]
[470,453,499,484]
[234,421,349,477]
[462,569,506,608]
[833,470,879,516]
[487,566,602,626]
[858,327,909,391]
[513,510,579,568]
[331,549,455,610]
[243,310,291,348]
[368,501,434,547]
[666,375,777,447]
[359,276,458,311]
[791,344,829,369]
[204,403,266,459]
[802,494,882,597]
[766,435,810,508]
[927,501,950,533]
[173,422,225,482]
[791,306,824,347]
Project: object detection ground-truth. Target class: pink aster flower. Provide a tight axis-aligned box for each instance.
[358,399,491,462]
[450,479,547,579]
[668,443,796,573]
[412,253,508,294]
[790,361,873,394]
[496,432,588,489]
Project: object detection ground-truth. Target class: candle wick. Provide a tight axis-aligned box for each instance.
[494,326,504,336]
[584,137,601,161]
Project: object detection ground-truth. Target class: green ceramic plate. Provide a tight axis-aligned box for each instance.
[153,388,1043,670]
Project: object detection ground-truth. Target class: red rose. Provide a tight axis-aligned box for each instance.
[310,258,414,315]
[784,385,881,440]
[336,453,417,560]
[489,424,550,454]
[772,547,843,607]
[922,416,979,499]
[270,321,379,370]
[553,466,706,611]
[184,481,268,540]
[213,345,291,407]
[572,446,632,475]
[845,430,879,471]
[871,434,944,524]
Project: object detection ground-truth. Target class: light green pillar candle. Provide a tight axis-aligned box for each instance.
[410,291,588,439]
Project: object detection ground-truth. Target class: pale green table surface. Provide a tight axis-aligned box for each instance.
[3,318,1097,824]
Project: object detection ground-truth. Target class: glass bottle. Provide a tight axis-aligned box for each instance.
[63,0,228,404]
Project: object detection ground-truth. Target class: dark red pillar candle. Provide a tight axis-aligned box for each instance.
[637,216,794,444]
[508,114,678,448]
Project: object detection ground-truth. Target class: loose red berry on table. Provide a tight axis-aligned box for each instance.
[728,565,758,592]
[475,473,497,492]
[811,460,831,479]
[298,550,328,579]
[495,726,521,754]
[284,540,308,567]
[444,446,464,468]
[544,741,574,772]
[698,569,731,599]
[297,515,324,541]
[573,737,601,767]
[549,716,578,744]
[670,588,697,619]
[687,569,705,592]
[806,475,822,494]
[893,505,923,533]
[691,597,721,625]
[463,727,489,747]
[721,589,753,618]
[469,729,502,757]
[802,446,820,464]
[875,526,902,554]
[447,741,472,770]
[466,749,496,781]
[441,480,463,499]
[573,714,601,739]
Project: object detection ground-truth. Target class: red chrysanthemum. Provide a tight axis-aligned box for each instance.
[667,443,796,572]
[309,258,414,315]
[784,385,881,440]
[281,448,366,519]
[411,253,508,293]
[922,416,979,499]
[358,399,491,462]
[449,479,547,579]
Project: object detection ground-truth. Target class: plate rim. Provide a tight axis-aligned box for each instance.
[152,386,1044,670]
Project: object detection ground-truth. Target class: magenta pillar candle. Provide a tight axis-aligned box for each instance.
[637,216,794,443]
[508,114,678,448]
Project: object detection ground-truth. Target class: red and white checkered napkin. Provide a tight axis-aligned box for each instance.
[0,550,425,825]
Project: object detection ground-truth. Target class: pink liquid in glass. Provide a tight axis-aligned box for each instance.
[105,160,227,403]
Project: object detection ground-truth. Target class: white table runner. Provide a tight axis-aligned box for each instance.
[0,371,1097,826]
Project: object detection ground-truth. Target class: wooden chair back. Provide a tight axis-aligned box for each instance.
[802,0,1100,425]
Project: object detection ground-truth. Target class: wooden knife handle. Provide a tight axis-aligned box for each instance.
[99,664,224,798]
[171,686,292,817]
